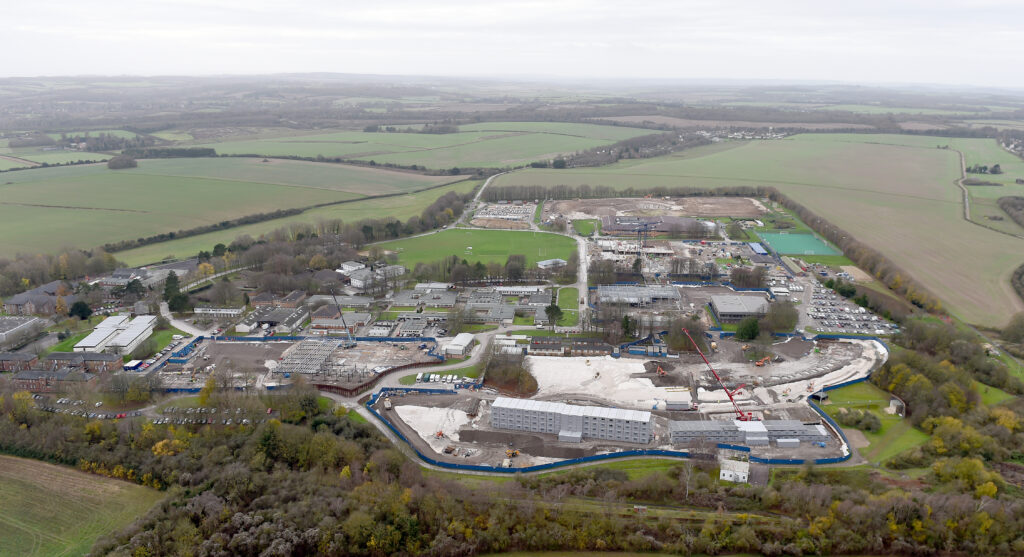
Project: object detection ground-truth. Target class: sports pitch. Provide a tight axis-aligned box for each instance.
[756,232,840,255]
[494,134,1024,325]
[376,228,577,268]
[0,455,164,556]
[192,122,653,169]
[0,157,465,257]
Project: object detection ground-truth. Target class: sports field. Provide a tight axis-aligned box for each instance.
[115,179,480,266]
[495,134,1024,325]
[193,122,652,169]
[756,232,840,255]
[820,382,930,464]
[376,229,577,268]
[0,455,164,557]
[0,157,465,258]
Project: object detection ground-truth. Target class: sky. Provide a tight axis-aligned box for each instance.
[5,0,1024,88]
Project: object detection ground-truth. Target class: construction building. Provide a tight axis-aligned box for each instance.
[709,295,770,323]
[668,419,829,447]
[719,459,750,483]
[278,338,340,375]
[491,397,653,444]
[596,285,681,306]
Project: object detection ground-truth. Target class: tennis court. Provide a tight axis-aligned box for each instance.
[756,232,840,255]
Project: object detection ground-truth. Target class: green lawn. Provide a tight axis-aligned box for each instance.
[494,134,1024,325]
[571,219,598,235]
[820,382,930,464]
[377,229,577,268]
[973,380,1016,405]
[149,327,188,353]
[0,455,164,557]
[462,324,498,333]
[513,314,534,325]
[557,287,578,311]
[557,310,579,327]
[43,331,90,355]
[0,157,465,259]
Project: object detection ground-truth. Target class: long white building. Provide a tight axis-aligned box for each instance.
[74,315,130,352]
[490,397,652,444]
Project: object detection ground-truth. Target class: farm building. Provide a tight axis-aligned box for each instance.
[445,333,476,356]
[490,397,653,444]
[709,295,769,323]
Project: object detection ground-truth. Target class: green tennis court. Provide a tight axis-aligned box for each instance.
[756,232,840,255]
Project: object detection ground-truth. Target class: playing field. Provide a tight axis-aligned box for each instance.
[756,232,839,255]
[376,229,577,268]
[494,134,1024,325]
[192,122,653,169]
[0,455,164,557]
[0,157,465,258]
[115,179,481,266]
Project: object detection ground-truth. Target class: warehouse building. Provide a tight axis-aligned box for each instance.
[491,397,653,444]
[445,333,476,356]
[709,295,769,323]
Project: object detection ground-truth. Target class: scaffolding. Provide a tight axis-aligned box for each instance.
[278,338,340,375]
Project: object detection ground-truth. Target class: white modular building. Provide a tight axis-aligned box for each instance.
[490,397,653,444]
[107,315,158,355]
[444,333,475,356]
[74,315,130,352]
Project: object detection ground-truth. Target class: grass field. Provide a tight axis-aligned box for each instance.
[43,331,90,355]
[820,382,929,464]
[0,158,468,260]
[974,380,1016,405]
[556,287,580,326]
[377,229,577,268]
[0,455,164,557]
[571,219,598,235]
[192,122,652,169]
[495,134,1024,325]
[115,179,480,266]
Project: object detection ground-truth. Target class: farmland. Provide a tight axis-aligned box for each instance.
[494,134,1024,325]
[115,179,480,266]
[0,455,164,557]
[0,157,466,258]
[191,122,653,169]
[376,229,577,268]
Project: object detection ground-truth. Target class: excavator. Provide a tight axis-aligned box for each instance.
[505,448,519,458]
[755,356,770,367]
[656,365,668,377]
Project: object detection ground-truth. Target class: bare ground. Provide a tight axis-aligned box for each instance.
[546,196,766,220]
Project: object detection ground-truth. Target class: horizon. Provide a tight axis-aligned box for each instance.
[6,0,1024,88]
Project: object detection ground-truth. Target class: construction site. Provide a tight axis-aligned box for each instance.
[544,196,767,222]
[374,333,888,468]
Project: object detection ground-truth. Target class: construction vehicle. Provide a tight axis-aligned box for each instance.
[383,398,392,410]
[435,431,445,439]
[505,448,519,458]
[682,328,758,421]
[330,287,357,349]
[741,345,751,351]
[710,341,718,351]
[755,357,770,367]
[656,365,667,377]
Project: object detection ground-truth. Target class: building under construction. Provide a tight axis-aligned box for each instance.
[277,338,340,375]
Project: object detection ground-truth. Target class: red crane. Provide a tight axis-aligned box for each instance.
[682,328,757,421]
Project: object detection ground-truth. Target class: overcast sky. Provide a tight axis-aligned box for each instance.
[5,0,1023,88]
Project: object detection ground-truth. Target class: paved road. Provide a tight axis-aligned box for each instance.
[160,301,210,338]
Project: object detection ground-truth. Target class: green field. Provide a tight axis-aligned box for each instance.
[556,287,580,326]
[820,382,930,464]
[0,157,465,259]
[0,455,164,557]
[43,331,90,355]
[571,219,598,235]
[495,134,1024,325]
[193,122,652,169]
[377,229,577,268]
[973,380,1016,405]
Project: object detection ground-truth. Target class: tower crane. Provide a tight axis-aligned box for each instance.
[330,288,357,349]
[681,328,758,421]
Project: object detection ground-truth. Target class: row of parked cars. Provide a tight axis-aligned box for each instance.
[152,416,262,425]
[162,406,267,415]
[37,406,139,419]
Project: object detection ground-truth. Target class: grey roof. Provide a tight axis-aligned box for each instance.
[15,369,96,382]
[596,285,680,305]
[0,316,40,334]
[47,352,121,362]
[493,397,651,423]
[710,295,769,315]
[0,352,37,361]
[669,420,739,432]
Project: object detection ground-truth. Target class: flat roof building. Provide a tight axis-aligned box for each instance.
[445,333,475,356]
[491,397,653,444]
[108,315,158,355]
[709,295,769,323]
[74,315,130,353]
